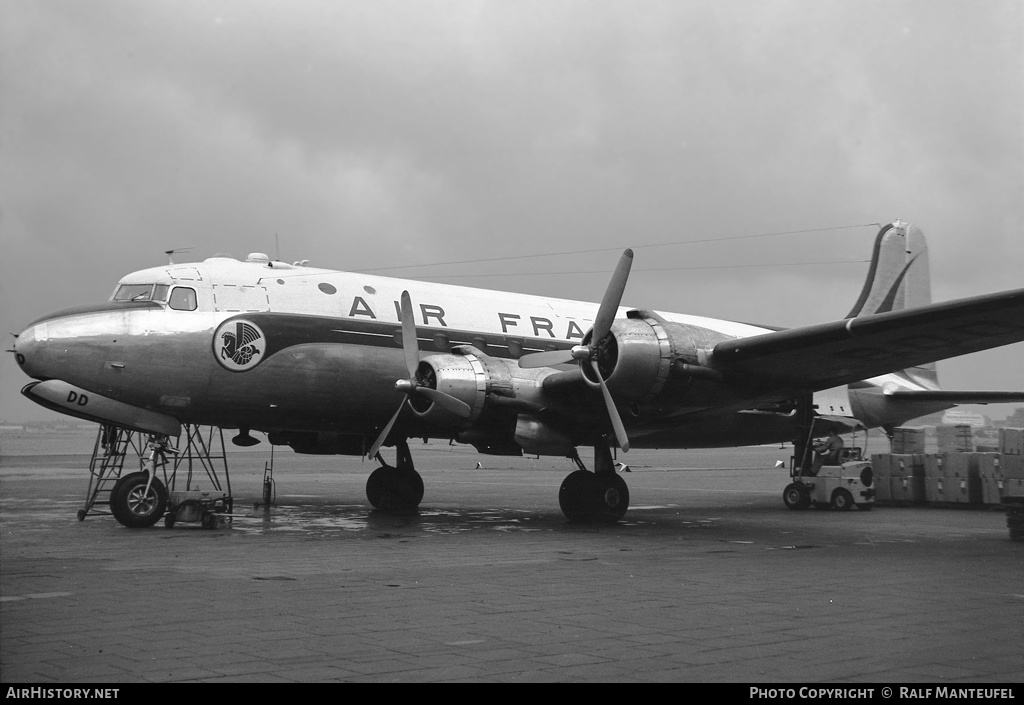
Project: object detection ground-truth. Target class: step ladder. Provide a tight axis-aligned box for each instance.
[78,425,147,520]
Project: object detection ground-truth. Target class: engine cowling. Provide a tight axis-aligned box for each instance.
[408,351,490,427]
[581,313,676,403]
[580,309,740,405]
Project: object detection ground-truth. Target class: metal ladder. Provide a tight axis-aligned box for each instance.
[78,425,147,520]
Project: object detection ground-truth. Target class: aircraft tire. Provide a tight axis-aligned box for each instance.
[366,466,424,511]
[831,488,855,512]
[109,472,145,525]
[590,473,629,522]
[783,483,810,510]
[559,470,596,522]
[110,474,168,528]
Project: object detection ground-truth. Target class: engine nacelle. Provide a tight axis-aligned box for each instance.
[580,310,736,404]
[582,313,675,403]
[408,351,490,427]
[410,347,557,431]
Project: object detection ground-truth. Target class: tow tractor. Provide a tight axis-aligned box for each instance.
[783,417,875,511]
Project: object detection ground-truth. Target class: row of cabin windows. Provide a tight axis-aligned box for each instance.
[112,284,197,311]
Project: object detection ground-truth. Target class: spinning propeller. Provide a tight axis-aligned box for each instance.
[367,291,471,459]
[518,249,633,452]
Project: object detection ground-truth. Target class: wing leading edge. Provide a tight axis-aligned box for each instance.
[709,288,1024,395]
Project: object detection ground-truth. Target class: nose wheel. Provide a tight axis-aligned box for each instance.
[109,472,168,528]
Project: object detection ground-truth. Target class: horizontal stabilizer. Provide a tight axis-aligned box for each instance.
[883,390,1024,405]
[710,288,1024,395]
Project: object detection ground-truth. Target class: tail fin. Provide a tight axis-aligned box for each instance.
[847,220,931,317]
[848,220,938,388]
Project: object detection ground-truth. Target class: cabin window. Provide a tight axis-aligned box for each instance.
[113,284,155,302]
[168,287,198,311]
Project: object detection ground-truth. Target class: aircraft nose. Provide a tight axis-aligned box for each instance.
[12,320,54,381]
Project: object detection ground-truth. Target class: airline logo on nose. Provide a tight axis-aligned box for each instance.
[214,319,266,372]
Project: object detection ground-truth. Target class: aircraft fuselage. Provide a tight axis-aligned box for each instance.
[13,254,946,454]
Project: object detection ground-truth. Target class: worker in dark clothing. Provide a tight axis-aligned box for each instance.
[808,429,844,476]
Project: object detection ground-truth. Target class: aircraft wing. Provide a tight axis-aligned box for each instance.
[709,288,1024,395]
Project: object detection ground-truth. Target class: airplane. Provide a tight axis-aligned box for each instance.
[11,219,1024,527]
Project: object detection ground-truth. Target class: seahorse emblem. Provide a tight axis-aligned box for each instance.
[214,320,265,371]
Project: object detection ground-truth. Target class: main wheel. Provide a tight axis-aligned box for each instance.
[559,470,596,522]
[110,474,167,528]
[783,483,810,510]
[590,473,629,522]
[366,466,424,511]
[831,488,855,511]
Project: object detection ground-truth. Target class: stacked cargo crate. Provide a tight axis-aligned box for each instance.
[1000,428,1024,497]
[872,429,926,505]
[873,426,1022,508]
[870,425,1023,540]
[1000,429,1024,541]
[927,425,977,507]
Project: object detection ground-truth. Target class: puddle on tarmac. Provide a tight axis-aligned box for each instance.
[2,496,542,536]
[226,503,555,536]
[1,496,679,538]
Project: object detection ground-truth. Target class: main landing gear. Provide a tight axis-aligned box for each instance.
[559,441,630,522]
[366,439,424,512]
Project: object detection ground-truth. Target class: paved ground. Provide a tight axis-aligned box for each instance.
[1,435,1022,683]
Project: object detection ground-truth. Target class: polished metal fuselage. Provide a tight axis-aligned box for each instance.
[13,257,942,449]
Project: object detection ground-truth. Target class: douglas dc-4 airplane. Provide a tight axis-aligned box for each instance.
[12,220,1024,526]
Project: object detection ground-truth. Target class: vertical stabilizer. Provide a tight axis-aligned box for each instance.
[847,220,931,317]
[848,220,938,388]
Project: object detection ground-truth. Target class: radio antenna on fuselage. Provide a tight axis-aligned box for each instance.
[164,247,194,265]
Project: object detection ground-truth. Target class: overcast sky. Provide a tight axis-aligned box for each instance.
[1,0,1022,423]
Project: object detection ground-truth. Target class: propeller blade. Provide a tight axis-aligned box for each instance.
[517,349,574,369]
[399,290,419,378]
[415,387,472,418]
[367,400,406,459]
[590,360,630,453]
[592,249,633,342]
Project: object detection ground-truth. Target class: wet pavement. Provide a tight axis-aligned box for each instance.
[1,438,1022,683]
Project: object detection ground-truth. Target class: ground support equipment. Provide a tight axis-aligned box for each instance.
[78,423,233,528]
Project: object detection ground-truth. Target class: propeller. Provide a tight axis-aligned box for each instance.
[518,249,633,452]
[367,291,471,459]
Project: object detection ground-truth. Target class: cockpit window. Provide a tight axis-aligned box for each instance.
[113,284,156,302]
[168,287,197,311]
[153,284,170,302]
